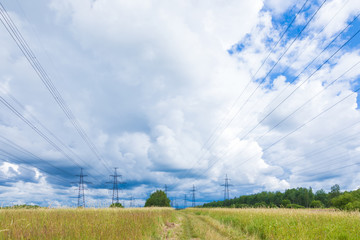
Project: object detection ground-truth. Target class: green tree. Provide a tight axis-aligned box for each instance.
[315,189,328,207]
[331,193,353,209]
[110,202,124,208]
[281,199,291,207]
[144,190,170,207]
[329,184,341,200]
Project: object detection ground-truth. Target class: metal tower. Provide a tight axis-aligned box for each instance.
[191,185,196,207]
[74,168,91,208]
[130,196,134,208]
[106,168,124,204]
[221,174,231,201]
[164,184,168,196]
[184,194,187,209]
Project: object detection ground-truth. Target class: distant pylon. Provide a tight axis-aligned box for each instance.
[73,168,91,208]
[184,194,187,208]
[130,196,134,208]
[191,185,196,207]
[106,168,125,204]
[164,184,168,196]
[221,174,231,200]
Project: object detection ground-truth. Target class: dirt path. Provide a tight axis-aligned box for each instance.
[161,211,258,240]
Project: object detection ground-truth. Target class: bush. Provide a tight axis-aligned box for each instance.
[145,190,170,207]
[331,193,354,210]
[286,204,305,209]
[281,199,291,207]
[254,202,267,208]
[344,201,360,211]
[269,203,278,208]
[110,202,124,208]
[310,200,324,208]
[236,204,249,208]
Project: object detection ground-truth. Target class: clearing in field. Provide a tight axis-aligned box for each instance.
[0,207,359,239]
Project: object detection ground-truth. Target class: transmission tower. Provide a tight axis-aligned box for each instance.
[164,184,168,196]
[221,174,232,201]
[184,194,187,209]
[130,196,134,208]
[106,168,125,204]
[73,168,91,208]
[191,185,196,207]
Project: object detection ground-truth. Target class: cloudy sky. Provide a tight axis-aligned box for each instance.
[0,0,360,207]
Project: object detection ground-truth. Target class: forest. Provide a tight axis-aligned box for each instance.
[201,184,360,210]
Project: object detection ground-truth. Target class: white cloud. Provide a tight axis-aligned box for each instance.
[0,0,359,206]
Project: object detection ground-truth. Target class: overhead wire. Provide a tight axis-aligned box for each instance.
[192,17,360,181]
[0,2,112,174]
[0,89,106,178]
[0,150,71,185]
[166,0,317,191]
[240,13,360,141]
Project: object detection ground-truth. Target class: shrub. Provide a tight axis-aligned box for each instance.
[281,199,291,207]
[110,202,124,208]
[254,202,267,208]
[344,201,360,211]
[286,204,304,209]
[331,193,353,210]
[310,200,324,208]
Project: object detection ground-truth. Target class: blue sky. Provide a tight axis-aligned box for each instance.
[0,0,360,207]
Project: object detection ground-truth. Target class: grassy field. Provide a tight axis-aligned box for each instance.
[0,207,359,239]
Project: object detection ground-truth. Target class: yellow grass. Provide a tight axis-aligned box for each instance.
[0,207,175,239]
[0,207,359,239]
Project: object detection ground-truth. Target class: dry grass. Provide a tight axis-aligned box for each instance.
[0,207,175,240]
[1,207,359,239]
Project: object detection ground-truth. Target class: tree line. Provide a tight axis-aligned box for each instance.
[201,184,360,210]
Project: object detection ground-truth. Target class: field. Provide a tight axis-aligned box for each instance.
[0,208,359,239]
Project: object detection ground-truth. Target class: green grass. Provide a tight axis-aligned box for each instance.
[185,208,360,240]
[0,207,359,239]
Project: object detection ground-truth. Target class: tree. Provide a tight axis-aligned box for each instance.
[331,193,353,209]
[315,189,328,207]
[144,190,170,207]
[329,184,340,200]
[110,202,124,208]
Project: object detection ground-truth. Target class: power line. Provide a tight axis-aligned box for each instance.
[0,2,112,174]
[240,13,360,141]
[0,89,105,178]
[166,1,310,192]
[236,84,360,169]
[0,95,83,168]
[192,21,360,181]
[0,152,70,185]
[167,1,328,192]
[0,138,74,180]
[194,78,360,186]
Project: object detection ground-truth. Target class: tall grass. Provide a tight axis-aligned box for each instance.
[0,208,175,239]
[187,208,360,239]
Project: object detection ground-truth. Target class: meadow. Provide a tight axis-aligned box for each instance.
[0,207,359,239]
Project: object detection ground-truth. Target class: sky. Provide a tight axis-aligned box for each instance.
[0,0,360,207]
